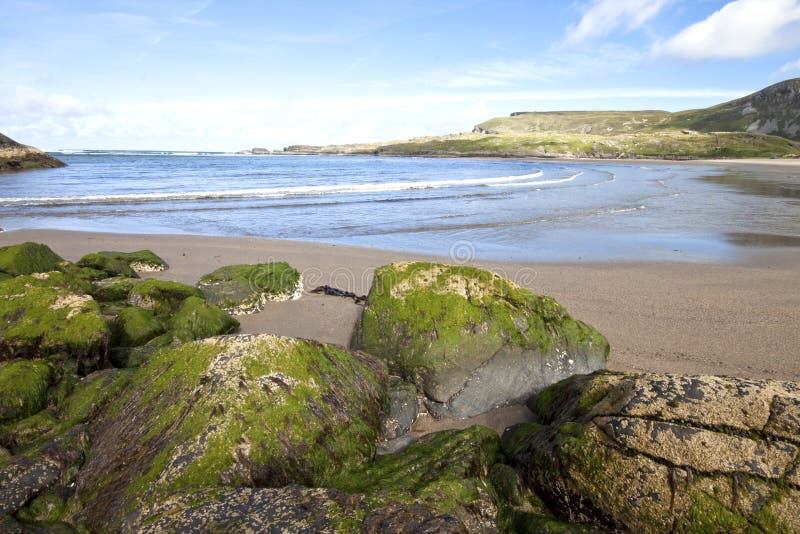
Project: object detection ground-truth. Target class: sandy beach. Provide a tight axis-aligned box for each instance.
[2,228,798,384]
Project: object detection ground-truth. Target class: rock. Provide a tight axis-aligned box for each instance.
[127,279,203,317]
[14,487,71,524]
[73,334,386,531]
[198,262,303,314]
[0,133,66,172]
[0,360,51,424]
[90,276,140,302]
[168,296,239,342]
[113,307,164,347]
[377,434,417,455]
[0,242,63,277]
[0,425,88,516]
[353,262,609,418]
[330,425,501,532]
[506,371,800,532]
[380,376,418,441]
[94,250,167,273]
[0,275,109,372]
[75,253,137,279]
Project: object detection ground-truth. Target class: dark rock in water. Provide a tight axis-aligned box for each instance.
[73,334,386,532]
[353,262,609,418]
[198,262,303,314]
[127,279,203,317]
[0,133,66,172]
[0,274,110,372]
[0,242,63,277]
[505,371,800,532]
[0,425,89,516]
[380,375,418,441]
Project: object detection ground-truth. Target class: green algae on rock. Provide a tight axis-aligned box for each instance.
[0,275,110,371]
[198,262,302,314]
[127,279,203,317]
[76,253,138,279]
[0,242,63,277]
[74,334,386,531]
[353,262,609,418]
[169,296,239,342]
[90,276,141,303]
[506,371,800,533]
[113,307,164,347]
[0,360,51,424]
[95,250,167,273]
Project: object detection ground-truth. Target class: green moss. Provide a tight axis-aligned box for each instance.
[128,279,203,317]
[198,262,301,313]
[114,307,164,347]
[168,296,239,342]
[91,276,140,302]
[77,253,137,278]
[675,491,750,533]
[0,272,11,282]
[96,250,167,271]
[14,490,69,523]
[0,242,63,277]
[329,425,500,514]
[355,262,608,380]
[0,276,110,367]
[0,360,51,423]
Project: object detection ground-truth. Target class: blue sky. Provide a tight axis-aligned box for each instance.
[2,0,800,151]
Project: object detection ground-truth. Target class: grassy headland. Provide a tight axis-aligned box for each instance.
[283,78,800,160]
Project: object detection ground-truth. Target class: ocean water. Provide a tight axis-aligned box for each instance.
[1,151,799,262]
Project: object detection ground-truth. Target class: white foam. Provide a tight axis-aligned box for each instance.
[0,170,545,207]
[487,171,583,188]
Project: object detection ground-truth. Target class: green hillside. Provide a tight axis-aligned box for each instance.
[283,78,800,159]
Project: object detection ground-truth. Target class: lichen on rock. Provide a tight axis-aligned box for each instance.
[506,371,800,532]
[353,262,609,418]
[198,262,303,314]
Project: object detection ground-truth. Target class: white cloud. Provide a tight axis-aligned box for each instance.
[564,0,672,46]
[656,0,800,59]
[779,57,800,74]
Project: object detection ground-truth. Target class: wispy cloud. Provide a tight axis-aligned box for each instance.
[778,57,800,75]
[655,0,800,59]
[563,0,672,46]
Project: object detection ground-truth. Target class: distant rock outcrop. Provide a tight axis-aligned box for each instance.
[0,133,65,172]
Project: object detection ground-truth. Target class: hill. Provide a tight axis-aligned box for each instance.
[283,78,800,160]
[0,132,66,172]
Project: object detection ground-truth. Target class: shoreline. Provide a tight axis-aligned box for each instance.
[2,228,799,387]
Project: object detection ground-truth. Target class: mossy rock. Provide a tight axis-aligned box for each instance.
[0,242,63,277]
[505,371,800,532]
[353,262,609,418]
[76,253,138,279]
[14,488,70,524]
[2,369,131,453]
[74,334,387,532]
[0,275,110,372]
[90,276,141,302]
[169,296,239,342]
[329,425,501,531]
[127,279,203,317]
[96,250,167,272]
[113,307,164,347]
[198,262,302,314]
[0,360,51,424]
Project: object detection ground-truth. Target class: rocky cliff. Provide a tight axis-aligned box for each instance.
[0,133,65,172]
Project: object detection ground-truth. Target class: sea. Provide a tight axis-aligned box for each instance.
[1,150,799,263]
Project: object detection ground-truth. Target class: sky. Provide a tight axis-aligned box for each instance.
[2,0,800,151]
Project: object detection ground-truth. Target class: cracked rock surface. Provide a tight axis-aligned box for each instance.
[504,371,800,533]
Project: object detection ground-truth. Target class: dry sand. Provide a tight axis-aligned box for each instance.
[2,228,799,433]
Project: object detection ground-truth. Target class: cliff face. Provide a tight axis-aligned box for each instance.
[0,133,66,172]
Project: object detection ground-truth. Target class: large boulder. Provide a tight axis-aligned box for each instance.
[0,360,51,424]
[127,279,203,317]
[353,262,609,418]
[0,274,110,372]
[505,371,800,532]
[168,296,239,342]
[73,334,387,531]
[95,250,167,273]
[198,262,303,314]
[76,253,137,279]
[0,243,63,277]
